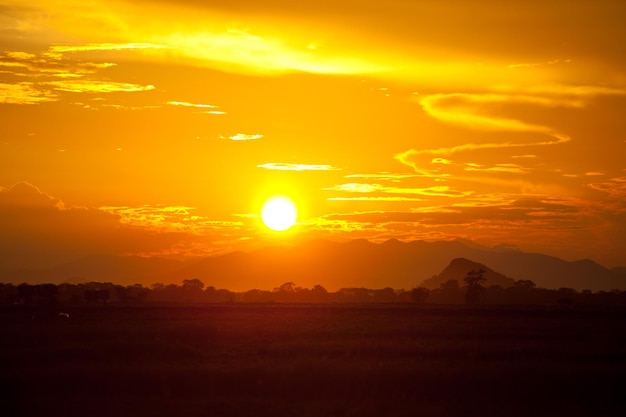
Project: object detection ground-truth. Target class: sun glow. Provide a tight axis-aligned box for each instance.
[261,196,297,231]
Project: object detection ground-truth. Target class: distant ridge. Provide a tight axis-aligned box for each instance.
[8,255,184,286]
[612,266,626,276]
[1,239,625,291]
[420,258,516,289]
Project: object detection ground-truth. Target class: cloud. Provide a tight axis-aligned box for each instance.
[503,84,626,98]
[394,102,571,172]
[0,47,156,103]
[45,80,155,93]
[152,25,387,75]
[588,177,626,199]
[100,205,244,234]
[344,173,420,181]
[167,101,218,109]
[48,43,167,54]
[226,133,263,141]
[463,163,529,174]
[327,196,426,202]
[3,1,387,76]
[395,133,571,161]
[396,83,626,171]
[507,59,571,69]
[167,100,226,114]
[0,183,244,271]
[308,195,616,257]
[417,92,574,134]
[0,82,57,104]
[257,163,341,171]
[0,182,64,209]
[0,50,116,76]
[324,183,472,198]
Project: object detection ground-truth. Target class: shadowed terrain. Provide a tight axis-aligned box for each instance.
[5,239,626,292]
[2,304,625,417]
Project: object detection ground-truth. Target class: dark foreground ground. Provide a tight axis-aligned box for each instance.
[1,303,625,417]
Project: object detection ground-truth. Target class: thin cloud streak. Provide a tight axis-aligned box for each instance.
[227,133,263,141]
[101,205,244,234]
[327,196,426,202]
[45,80,156,93]
[167,100,226,114]
[396,83,626,170]
[417,92,575,132]
[48,43,168,53]
[324,183,473,198]
[0,50,116,75]
[344,173,420,181]
[0,82,57,104]
[257,163,341,171]
[167,101,218,109]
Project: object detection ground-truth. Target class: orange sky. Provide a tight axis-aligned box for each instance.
[1,0,625,269]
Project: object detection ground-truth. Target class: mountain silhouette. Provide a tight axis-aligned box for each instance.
[8,255,184,286]
[2,239,624,291]
[421,258,516,289]
[612,266,626,276]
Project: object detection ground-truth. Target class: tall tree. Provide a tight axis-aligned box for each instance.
[464,269,486,304]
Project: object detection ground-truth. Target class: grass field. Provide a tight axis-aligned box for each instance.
[1,303,625,416]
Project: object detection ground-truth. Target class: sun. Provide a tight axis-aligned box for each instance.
[261,196,297,231]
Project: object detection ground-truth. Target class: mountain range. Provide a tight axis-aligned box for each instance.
[421,257,517,289]
[1,239,625,292]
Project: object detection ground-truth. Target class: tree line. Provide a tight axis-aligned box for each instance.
[1,270,625,310]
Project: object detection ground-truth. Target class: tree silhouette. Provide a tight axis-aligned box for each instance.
[182,279,205,289]
[274,282,296,293]
[464,269,486,304]
[410,287,430,303]
[304,285,329,303]
[440,279,460,291]
[514,279,536,290]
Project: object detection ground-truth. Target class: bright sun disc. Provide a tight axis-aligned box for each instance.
[261,196,297,231]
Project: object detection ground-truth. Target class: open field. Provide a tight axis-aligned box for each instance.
[1,303,625,416]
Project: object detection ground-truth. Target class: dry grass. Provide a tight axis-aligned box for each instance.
[1,304,625,416]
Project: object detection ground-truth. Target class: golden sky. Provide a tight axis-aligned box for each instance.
[1,0,625,268]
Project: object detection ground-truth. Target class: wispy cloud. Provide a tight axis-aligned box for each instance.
[3,1,389,76]
[48,43,167,54]
[464,163,529,174]
[394,130,571,175]
[0,82,57,104]
[327,196,426,202]
[0,47,156,103]
[167,100,217,109]
[417,93,573,133]
[588,177,626,199]
[0,50,116,76]
[324,183,473,198]
[226,133,263,141]
[507,59,571,69]
[396,133,570,159]
[45,80,155,93]
[396,83,626,173]
[257,163,341,171]
[344,173,420,181]
[101,205,244,234]
[498,84,626,98]
[326,183,381,193]
[167,100,226,114]
[153,26,386,75]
